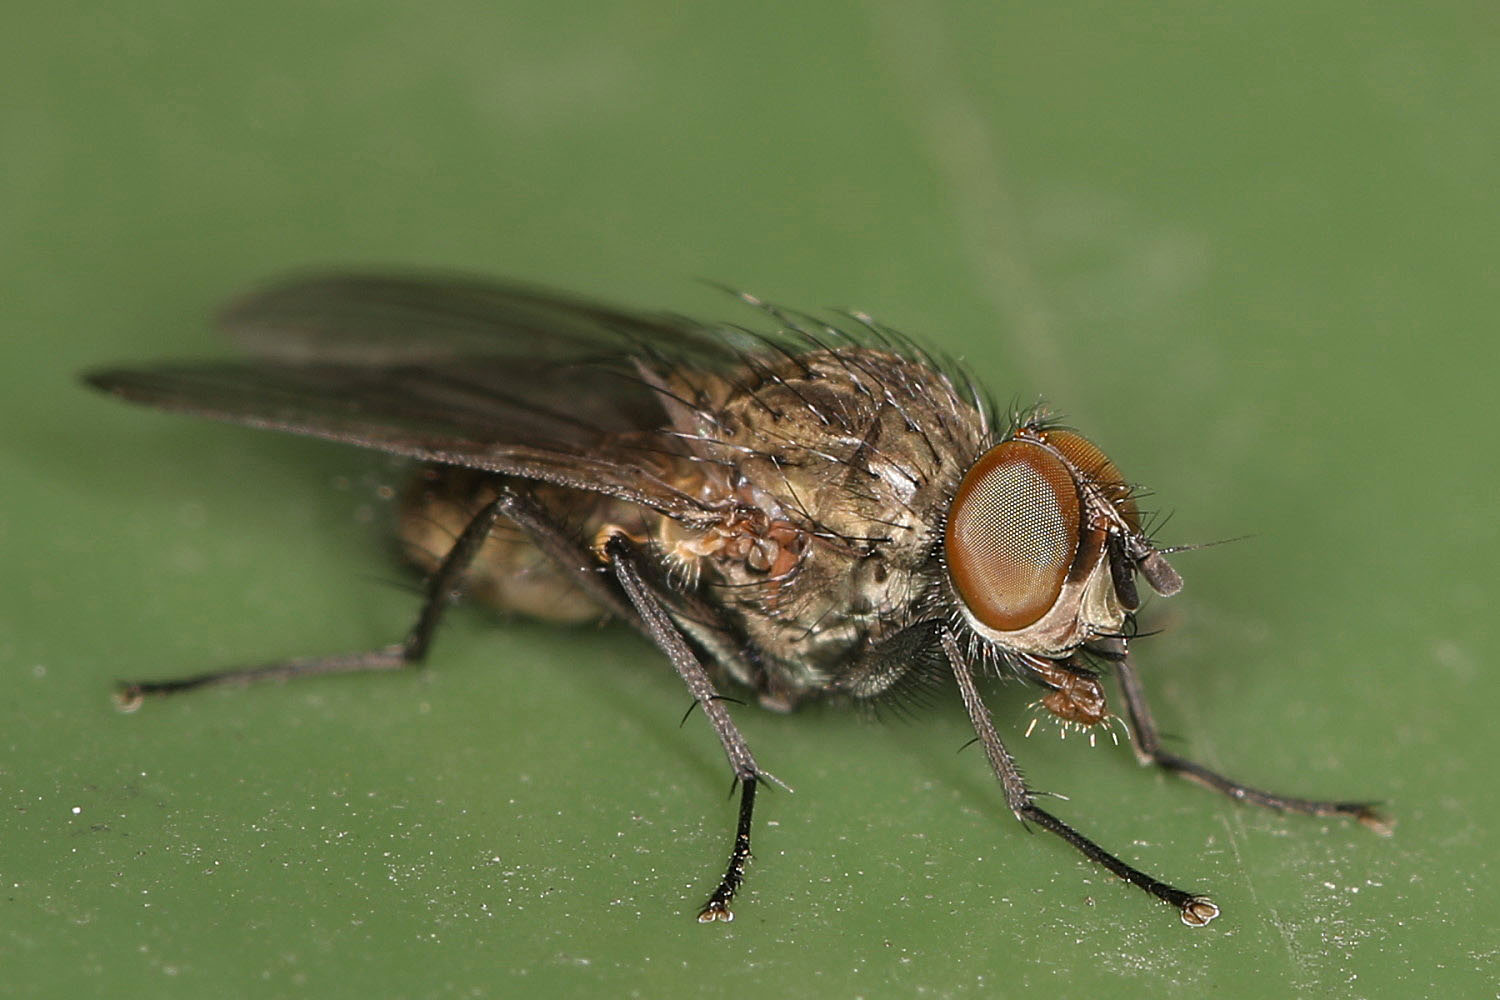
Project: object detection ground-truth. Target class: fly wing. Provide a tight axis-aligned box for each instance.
[84,274,748,520]
[216,273,733,367]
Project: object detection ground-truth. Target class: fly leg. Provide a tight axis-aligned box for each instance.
[116,482,632,707]
[116,489,519,707]
[1102,638,1389,833]
[941,628,1220,926]
[599,530,763,923]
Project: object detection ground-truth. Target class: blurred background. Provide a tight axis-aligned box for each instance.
[3,2,1496,996]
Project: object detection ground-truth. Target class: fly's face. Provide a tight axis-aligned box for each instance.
[944,422,1183,720]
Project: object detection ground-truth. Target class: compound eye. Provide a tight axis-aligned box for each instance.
[1042,429,1140,529]
[946,441,1081,631]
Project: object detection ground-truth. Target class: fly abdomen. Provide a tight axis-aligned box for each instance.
[399,466,608,624]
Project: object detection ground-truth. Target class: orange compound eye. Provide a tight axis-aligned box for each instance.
[945,441,1081,631]
[1038,429,1139,529]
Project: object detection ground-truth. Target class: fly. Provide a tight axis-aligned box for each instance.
[84,273,1388,926]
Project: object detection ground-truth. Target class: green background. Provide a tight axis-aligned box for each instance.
[4,2,1496,997]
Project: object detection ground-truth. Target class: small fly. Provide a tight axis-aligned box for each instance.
[84,273,1388,925]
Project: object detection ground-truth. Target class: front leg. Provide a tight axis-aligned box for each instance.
[942,629,1221,926]
[1102,638,1390,834]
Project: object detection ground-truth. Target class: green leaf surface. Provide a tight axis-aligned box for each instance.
[3,2,1495,997]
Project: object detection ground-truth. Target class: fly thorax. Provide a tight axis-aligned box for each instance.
[656,475,811,594]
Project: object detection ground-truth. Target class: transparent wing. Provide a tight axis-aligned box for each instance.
[84,273,749,518]
[215,272,733,365]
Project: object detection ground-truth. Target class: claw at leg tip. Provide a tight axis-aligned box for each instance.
[697,903,734,924]
[1180,897,1220,927]
[1357,809,1395,838]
